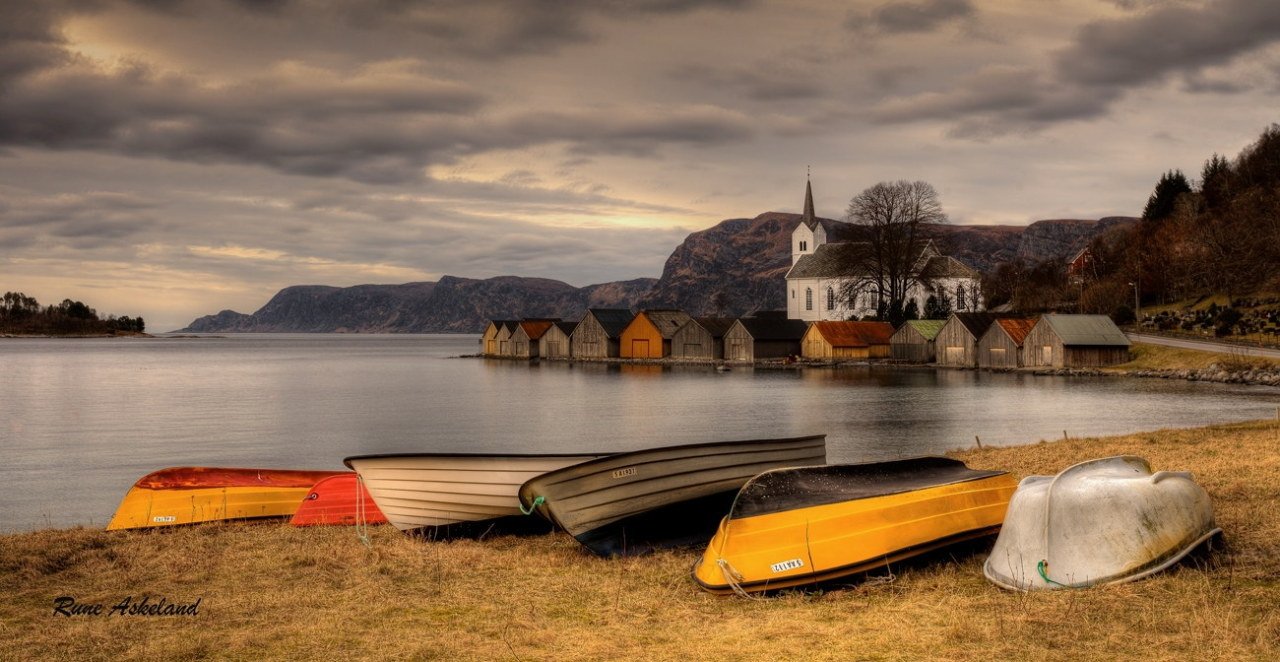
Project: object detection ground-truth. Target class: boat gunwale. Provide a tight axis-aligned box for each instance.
[343,451,609,470]
[129,467,348,490]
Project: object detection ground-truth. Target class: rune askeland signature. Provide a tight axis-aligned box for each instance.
[53,595,200,617]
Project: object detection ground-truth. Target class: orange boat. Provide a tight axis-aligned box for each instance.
[106,467,346,531]
[290,473,388,527]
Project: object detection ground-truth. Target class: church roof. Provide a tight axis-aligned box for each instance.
[786,242,872,279]
[919,256,979,279]
[801,179,818,230]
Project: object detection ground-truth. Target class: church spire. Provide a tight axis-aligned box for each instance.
[801,170,816,229]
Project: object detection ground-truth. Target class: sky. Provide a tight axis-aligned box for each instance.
[3,0,1280,331]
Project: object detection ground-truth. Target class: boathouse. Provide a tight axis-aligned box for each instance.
[977,318,1036,369]
[571,309,634,359]
[1023,314,1131,368]
[889,319,946,363]
[620,310,693,359]
[723,317,809,361]
[671,317,735,360]
[511,320,556,359]
[481,320,517,356]
[935,313,1003,367]
[801,321,894,360]
[541,320,577,359]
[494,320,520,357]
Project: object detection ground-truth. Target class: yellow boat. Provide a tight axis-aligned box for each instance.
[106,467,347,531]
[693,457,1017,594]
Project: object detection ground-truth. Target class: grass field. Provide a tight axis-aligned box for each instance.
[3,420,1278,661]
[1117,342,1280,372]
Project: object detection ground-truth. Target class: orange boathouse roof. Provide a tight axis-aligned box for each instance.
[809,321,894,347]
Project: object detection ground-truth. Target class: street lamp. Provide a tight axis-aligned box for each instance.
[1127,281,1139,322]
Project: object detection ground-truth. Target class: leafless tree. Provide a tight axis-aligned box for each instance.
[838,180,947,318]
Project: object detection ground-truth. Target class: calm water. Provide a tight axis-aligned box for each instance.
[2,334,1276,531]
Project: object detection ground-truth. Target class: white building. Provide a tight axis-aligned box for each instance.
[784,180,983,322]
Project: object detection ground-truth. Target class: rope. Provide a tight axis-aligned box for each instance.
[355,474,372,548]
[1036,559,1068,588]
[519,495,545,516]
[716,559,762,600]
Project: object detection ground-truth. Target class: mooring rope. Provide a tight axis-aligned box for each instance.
[355,473,372,548]
[519,495,545,515]
[716,558,762,600]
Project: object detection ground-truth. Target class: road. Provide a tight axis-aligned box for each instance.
[1126,333,1280,359]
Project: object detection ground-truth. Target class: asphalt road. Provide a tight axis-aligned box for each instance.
[1126,332,1280,359]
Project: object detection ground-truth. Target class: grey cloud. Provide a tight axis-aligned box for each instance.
[1055,0,1280,88]
[846,0,974,35]
[0,191,159,248]
[670,63,825,102]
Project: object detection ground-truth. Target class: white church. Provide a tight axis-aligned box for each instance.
[784,180,983,322]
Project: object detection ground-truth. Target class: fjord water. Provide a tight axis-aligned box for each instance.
[1,334,1276,532]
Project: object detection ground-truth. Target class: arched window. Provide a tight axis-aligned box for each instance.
[956,284,967,310]
[826,286,835,310]
[805,288,813,311]
[800,240,808,251]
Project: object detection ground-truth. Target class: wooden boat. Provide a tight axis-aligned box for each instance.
[984,456,1221,590]
[106,467,346,531]
[290,473,388,527]
[342,452,605,538]
[693,457,1017,594]
[518,434,827,556]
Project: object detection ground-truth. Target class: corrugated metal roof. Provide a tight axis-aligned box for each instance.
[639,310,693,339]
[587,308,634,338]
[994,318,1037,346]
[735,318,810,341]
[1041,314,1131,346]
[518,320,554,341]
[904,319,947,341]
[811,321,894,347]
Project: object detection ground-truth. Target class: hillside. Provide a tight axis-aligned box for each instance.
[179,214,1131,332]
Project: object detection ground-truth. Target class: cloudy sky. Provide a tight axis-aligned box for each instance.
[3,0,1279,330]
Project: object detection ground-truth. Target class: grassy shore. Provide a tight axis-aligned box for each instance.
[3,421,1279,661]
[1118,342,1280,372]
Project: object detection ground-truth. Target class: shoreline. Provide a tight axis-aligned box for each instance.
[3,418,1277,660]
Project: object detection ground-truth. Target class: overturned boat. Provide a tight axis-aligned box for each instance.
[106,467,347,531]
[290,473,388,527]
[343,452,605,538]
[983,455,1220,591]
[519,434,827,556]
[693,457,1017,594]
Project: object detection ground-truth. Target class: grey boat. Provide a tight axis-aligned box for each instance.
[517,434,827,556]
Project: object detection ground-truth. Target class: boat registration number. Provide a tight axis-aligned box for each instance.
[152,516,176,523]
[770,558,805,573]
[611,467,637,479]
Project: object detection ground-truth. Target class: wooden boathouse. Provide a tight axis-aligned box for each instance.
[481,320,517,356]
[541,320,577,359]
[620,310,693,359]
[1023,314,1132,368]
[801,321,894,360]
[671,317,735,360]
[889,319,946,363]
[976,318,1036,369]
[723,317,809,361]
[511,320,556,359]
[936,313,1002,367]
[571,309,635,359]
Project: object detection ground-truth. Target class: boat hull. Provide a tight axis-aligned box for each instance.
[519,434,827,556]
[983,455,1221,590]
[106,467,347,531]
[342,453,603,537]
[693,457,1017,594]
[290,473,388,527]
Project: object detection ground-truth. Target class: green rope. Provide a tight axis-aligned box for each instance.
[355,474,372,548]
[519,495,545,515]
[1037,559,1068,588]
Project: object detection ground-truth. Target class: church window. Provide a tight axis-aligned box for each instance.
[800,240,808,251]
[826,287,835,310]
[956,284,967,310]
[805,288,813,311]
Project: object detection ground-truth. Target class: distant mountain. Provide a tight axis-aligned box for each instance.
[180,213,1133,332]
[178,276,656,333]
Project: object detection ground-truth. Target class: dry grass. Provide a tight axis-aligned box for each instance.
[1115,342,1280,372]
[3,420,1280,661]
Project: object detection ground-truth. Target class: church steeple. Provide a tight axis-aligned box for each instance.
[801,170,816,229]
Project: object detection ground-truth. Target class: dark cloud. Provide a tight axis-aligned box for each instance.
[669,62,825,101]
[846,0,974,35]
[0,191,159,250]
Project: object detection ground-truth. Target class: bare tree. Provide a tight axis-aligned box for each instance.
[839,180,947,318]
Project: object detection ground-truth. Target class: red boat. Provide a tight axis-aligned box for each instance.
[290,473,388,527]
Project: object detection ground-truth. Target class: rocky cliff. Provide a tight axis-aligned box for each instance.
[180,213,1133,332]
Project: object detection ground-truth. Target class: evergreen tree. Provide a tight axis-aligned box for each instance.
[903,299,920,321]
[1140,170,1192,227]
[1199,153,1231,210]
